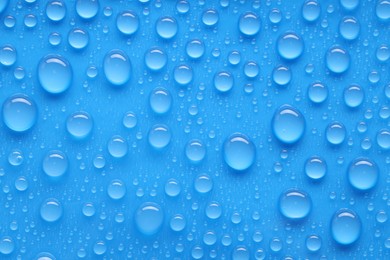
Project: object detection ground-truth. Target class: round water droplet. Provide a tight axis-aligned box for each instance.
[8,149,23,166]
[326,46,350,74]
[377,129,390,149]
[46,1,66,22]
[272,65,291,86]
[82,202,95,217]
[238,12,261,36]
[214,71,234,93]
[344,84,364,108]
[377,0,390,21]
[149,87,171,114]
[66,111,93,140]
[173,64,192,85]
[244,61,259,78]
[170,214,186,231]
[93,154,105,169]
[340,0,359,11]
[116,11,139,36]
[35,252,56,260]
[145,47,167,71]
[0,236,14,255]
[156,16,177,39]
[15,176,28,191]
[38,54,72,94]
[331,209,361,245]
[270,238,283,252]
[232,246,249,260]
[277,32,304,60]
[176,0,189,14]
[305,156,327,180]
[376,210,388,223]
[279,189,311,220]
[107,179,126,200]
[206,201,222,219]
[269,8,282,24]
[2,94,37,132]
[306,235,321,252]
[228,50,241,65]
[302,0,321,22]
[42,150,68,178]
[107,135,128,158]
[76,0,99,20]
[148,124,171,149]
[272,105,305,144]
[191,246,203,259]
[339,16,360,40]
[194,174,213,194]
[202,9,218,26]
[376,44,390,62]
[40,198,63,222]
[348,158,378,191]
[24,14,37,28]
[135,202,164,235]
[68,28,89,50]
[308,82,328,103]
[93,241,106,255]
[165,178,180,197]
[186,39,205,59]
[123,111,137,129]
[0,45,16,66]
[326,122,346,145]
[185,139,206,163]
[48,32,61,46]
[103,49,131,86]
[223,133,255,171]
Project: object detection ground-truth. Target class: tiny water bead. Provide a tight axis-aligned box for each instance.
[214,71,234,93]
[165,178,181,197]
[107,179,126,200]
[377,129,390,149]
[68,28,89,50]
[223,133,255,171]
[0,236,14,255]
[149,87,172,114]
[170,214,186,232]
[46,1,66,22]
[348,158,379,191]
[107,135,128,158]
[376,0,390,21]
[40,198,63,222]
[306,235,322,252]
[116,11,139,36]
[326,122,346,145]
[302,0,321,22]
[206,201,222,219]
[135,202,164,235]
[277,32,304,60]
[238,12,261,36]
[202,9,219,26]
[244,61,259,78]
[339,16,360,41]
[272,105,305,144]
[123,111,137,129]
[145,47,167,71]
[0,45,16,66]
[272,65,291,86]
[194,174,213,194]
[148,124,171,149]
[76,0,99,20]
[156,16,178,39]
[305,156,327,180]
[331,209,361,245]
[66,111,93,140]
[8,149,23,166]
[173,64,193,85]
[186,39,205,59]
[2,94,37,132]
[103,49,132,86]
[43,150,68,178]
[325,46,350,74]
[279,189,312,220]
[185,139,206,163]
[344,84,364,108]
[38,54,72,94]
[308,82,328,103]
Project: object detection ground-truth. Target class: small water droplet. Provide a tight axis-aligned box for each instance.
[305,156,327,180]
[68,28,89,50]
[66,111,93,140]
[107,135,128,158]
[148,124,171,149]
[326,46,350,74]
[186,39,205,59]
[46,1,66,22]
[107,179,126,200]
[173,64,193,85]
[214,71,234,93]
[272,65,291,86]
[302,0,321,22]
[194,174,213,194]
[339,16,360,40]
[308,82,328,103]
[238,12,261,36]
[326,122,346,145]
[76,0,99,20]
[185,139,206,163]
[0,45,16,66]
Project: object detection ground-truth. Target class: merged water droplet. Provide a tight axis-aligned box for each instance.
[103,49,131,86]
[148,124,171,149]
[156,16,178,39]
[339,16,360,40]
[331,209,361,245]
[66,111,93,140]
[46,1,66,22]
[38,54,72,94]
[223,133,255,171]
[76,0,99,20]
[186,39,205,59]
[40,198,63,222]
[107,135,128,158]
[305,156,327,180]
[277,32,304,60]
[348,158,378,191]
[68,28,89,50]
[214,71,234,93]
[326,122,346,145]
[116,11,139,36]
[272,105,305,144]
[302,0,321,22]
[238,12,261,36]
[42,150,68,179]
[0,45,16,66]
[135,202,164,235]
[145,47,167,71]
[107,179,126,200]
[279,189,312,220]
[325,46,350,74]
[2,94,37,132]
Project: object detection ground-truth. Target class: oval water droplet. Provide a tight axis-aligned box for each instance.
[308,82,328,104]
[348,158,378,191]
[377,129,390,149]
[340,0,359,11]
[149,87,171,114]
[326,122,346,145]
[306,235,321,252]
[0,45,16,66]
[331,209,361,245]
[194,174,213,194]
[206,201,222,219]
[148,124,171,149]
[305,156,327,180]
[185,139,206,163]
[202,9,219,26]
[272,105,305,144]
[302,0,321,22]
[279,189,311,220]
[186,39,205,59]
[223,133,255,171]
[103,49,131,86]
[116,11,139,36]
[38,54,72,94]
[107,179,126,200]
[344,84,364,108]
[376,0,390,21]
[272,65,291,86]
[2,94,37,132]
[165,178,180,197]
[68,28,89,50]
[135,202,164,235]
[326,46,350,74]
[66,111,93,140]
[0,236,14,255]
[339,16,360,40]
[173,64,193,85]
[214,71,234,93]
[170,214,186,231]
[107,135,128,158]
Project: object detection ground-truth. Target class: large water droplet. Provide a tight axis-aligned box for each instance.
[76,0,99,20]
[279,189,311,220]
[135,202,164,235]
[145,47,167,71]
[376,0,390,21]
[186,39,205,59]
[223,133,255,171]
[38,54,72,94]
[156,16,178,39]
[277,32,304,60]
[46,1,66,22]
[148,124,171,149]
[326,46,350,74]
[238,12,261,36]
[2,94,37,132]
[0,45,16,66]
[40,198,63,222]
[116,11,139,36]
[66,111,93,140]
[103,49,131,86]
[43,150,68,179]
[331,209,361,245]
[348,158,378,191]
[272,105,305,144]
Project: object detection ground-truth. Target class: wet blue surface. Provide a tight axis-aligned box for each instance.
[0,0,390,259]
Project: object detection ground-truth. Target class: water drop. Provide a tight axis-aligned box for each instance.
[206,201,222,219]
[40,198,63,222]
[165,178,180,197]
[68,28,89,50]
[244,61,259,78]
[66,111,93,140]
[15,176,28,191]
[377,129,390,149]
[24,14,37,28]
[269,8,282,24]
[308,82,328,103]
[214,71,234,93]
[93,241,106,255]
[148,124,171,149]
[348,158,378,191]
[46,1,66,22]
[185,139,206,163]
[156,16,178,39]
[93,154,105,169]
[305,156,327,180]
[186,39,205,59]
[76,0,99,20]
[38,54,72,94]
[376,210,388,223]
[306,235,321,252]
[238,12,261,36]
[331,209,361,245]
[272,105,305,144]
[2,94,37,132]
[35,252,56,260]
[107,179,126,200]
[116,11,139,36]
[202,9,218,26]
[340,0,359,11]
[42,150,68,178]
[194,174,213,194]
[123,111,137,129]
[103,49,131,86]
[107,135,128,158]
[272,65,291,86]
[0,45,16,66]
[173,64,192,85]
[277,32,304,60]
[326,46,350,74]
[149,87,171,114]
[376,44,390,62]
[223,133,255,171]
[203,231,217,245]
[82,203,95,217]
[145,47,167,71]
[279,189,311,220]
[228,50,241,65]
[344,84,364,108]
[0,236,14,255]
[8,149,23,166]
[326,122,346,145]
[376,0,390,21]
[302,0,321,22]
[170,214,186,231]
[49,32,61,46]
[339,16,360,40]
[176,0,190,14]
[135,202,164,235]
